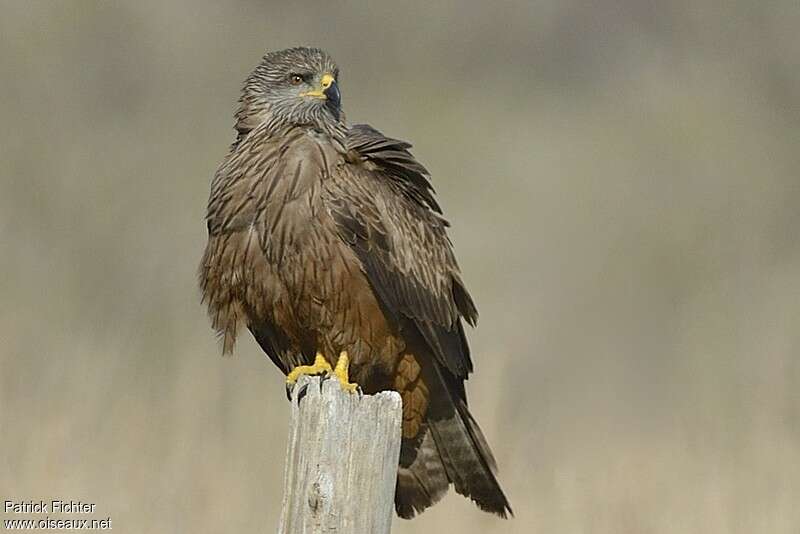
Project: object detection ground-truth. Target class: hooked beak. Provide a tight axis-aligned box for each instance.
[323,76,341,112]
[301,73,341,116]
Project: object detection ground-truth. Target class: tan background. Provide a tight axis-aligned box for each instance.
[2,1,799,532]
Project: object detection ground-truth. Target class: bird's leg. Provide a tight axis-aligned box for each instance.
[286,352,333,386]
[333,351,359,393]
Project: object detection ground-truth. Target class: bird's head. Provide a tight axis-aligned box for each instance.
[235,47,343,139]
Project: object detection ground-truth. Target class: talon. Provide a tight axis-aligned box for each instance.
[333,351,359,393]
[296,383,309,403]
[286,352,333,385]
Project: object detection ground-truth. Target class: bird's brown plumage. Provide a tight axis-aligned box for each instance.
[199,47,510,519]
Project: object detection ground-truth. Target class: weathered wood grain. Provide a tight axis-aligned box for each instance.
[277,376,402,534]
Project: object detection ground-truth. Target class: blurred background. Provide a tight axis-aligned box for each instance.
[2,1,799,532]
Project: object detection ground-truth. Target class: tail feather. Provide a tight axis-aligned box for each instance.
[462,407,499,474]
[394,361,512,518]
[428,400,512,517]
[395,429,449,518]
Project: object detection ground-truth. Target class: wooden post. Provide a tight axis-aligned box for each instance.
[277,375,403,534]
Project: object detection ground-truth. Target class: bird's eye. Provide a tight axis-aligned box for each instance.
[289,74,304,85]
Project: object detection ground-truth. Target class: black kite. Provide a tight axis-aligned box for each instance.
[199,47,511,519]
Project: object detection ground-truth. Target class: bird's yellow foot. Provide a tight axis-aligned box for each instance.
[333,351,359,393]
[286,352,333,385]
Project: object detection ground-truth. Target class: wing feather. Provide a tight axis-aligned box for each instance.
[327,124,478,378]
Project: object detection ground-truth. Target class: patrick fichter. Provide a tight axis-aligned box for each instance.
[5,500,96,514]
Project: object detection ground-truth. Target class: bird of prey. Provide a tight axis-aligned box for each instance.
[199,47,511,519]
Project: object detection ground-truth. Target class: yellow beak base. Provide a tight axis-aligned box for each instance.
[301,73,336,99]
